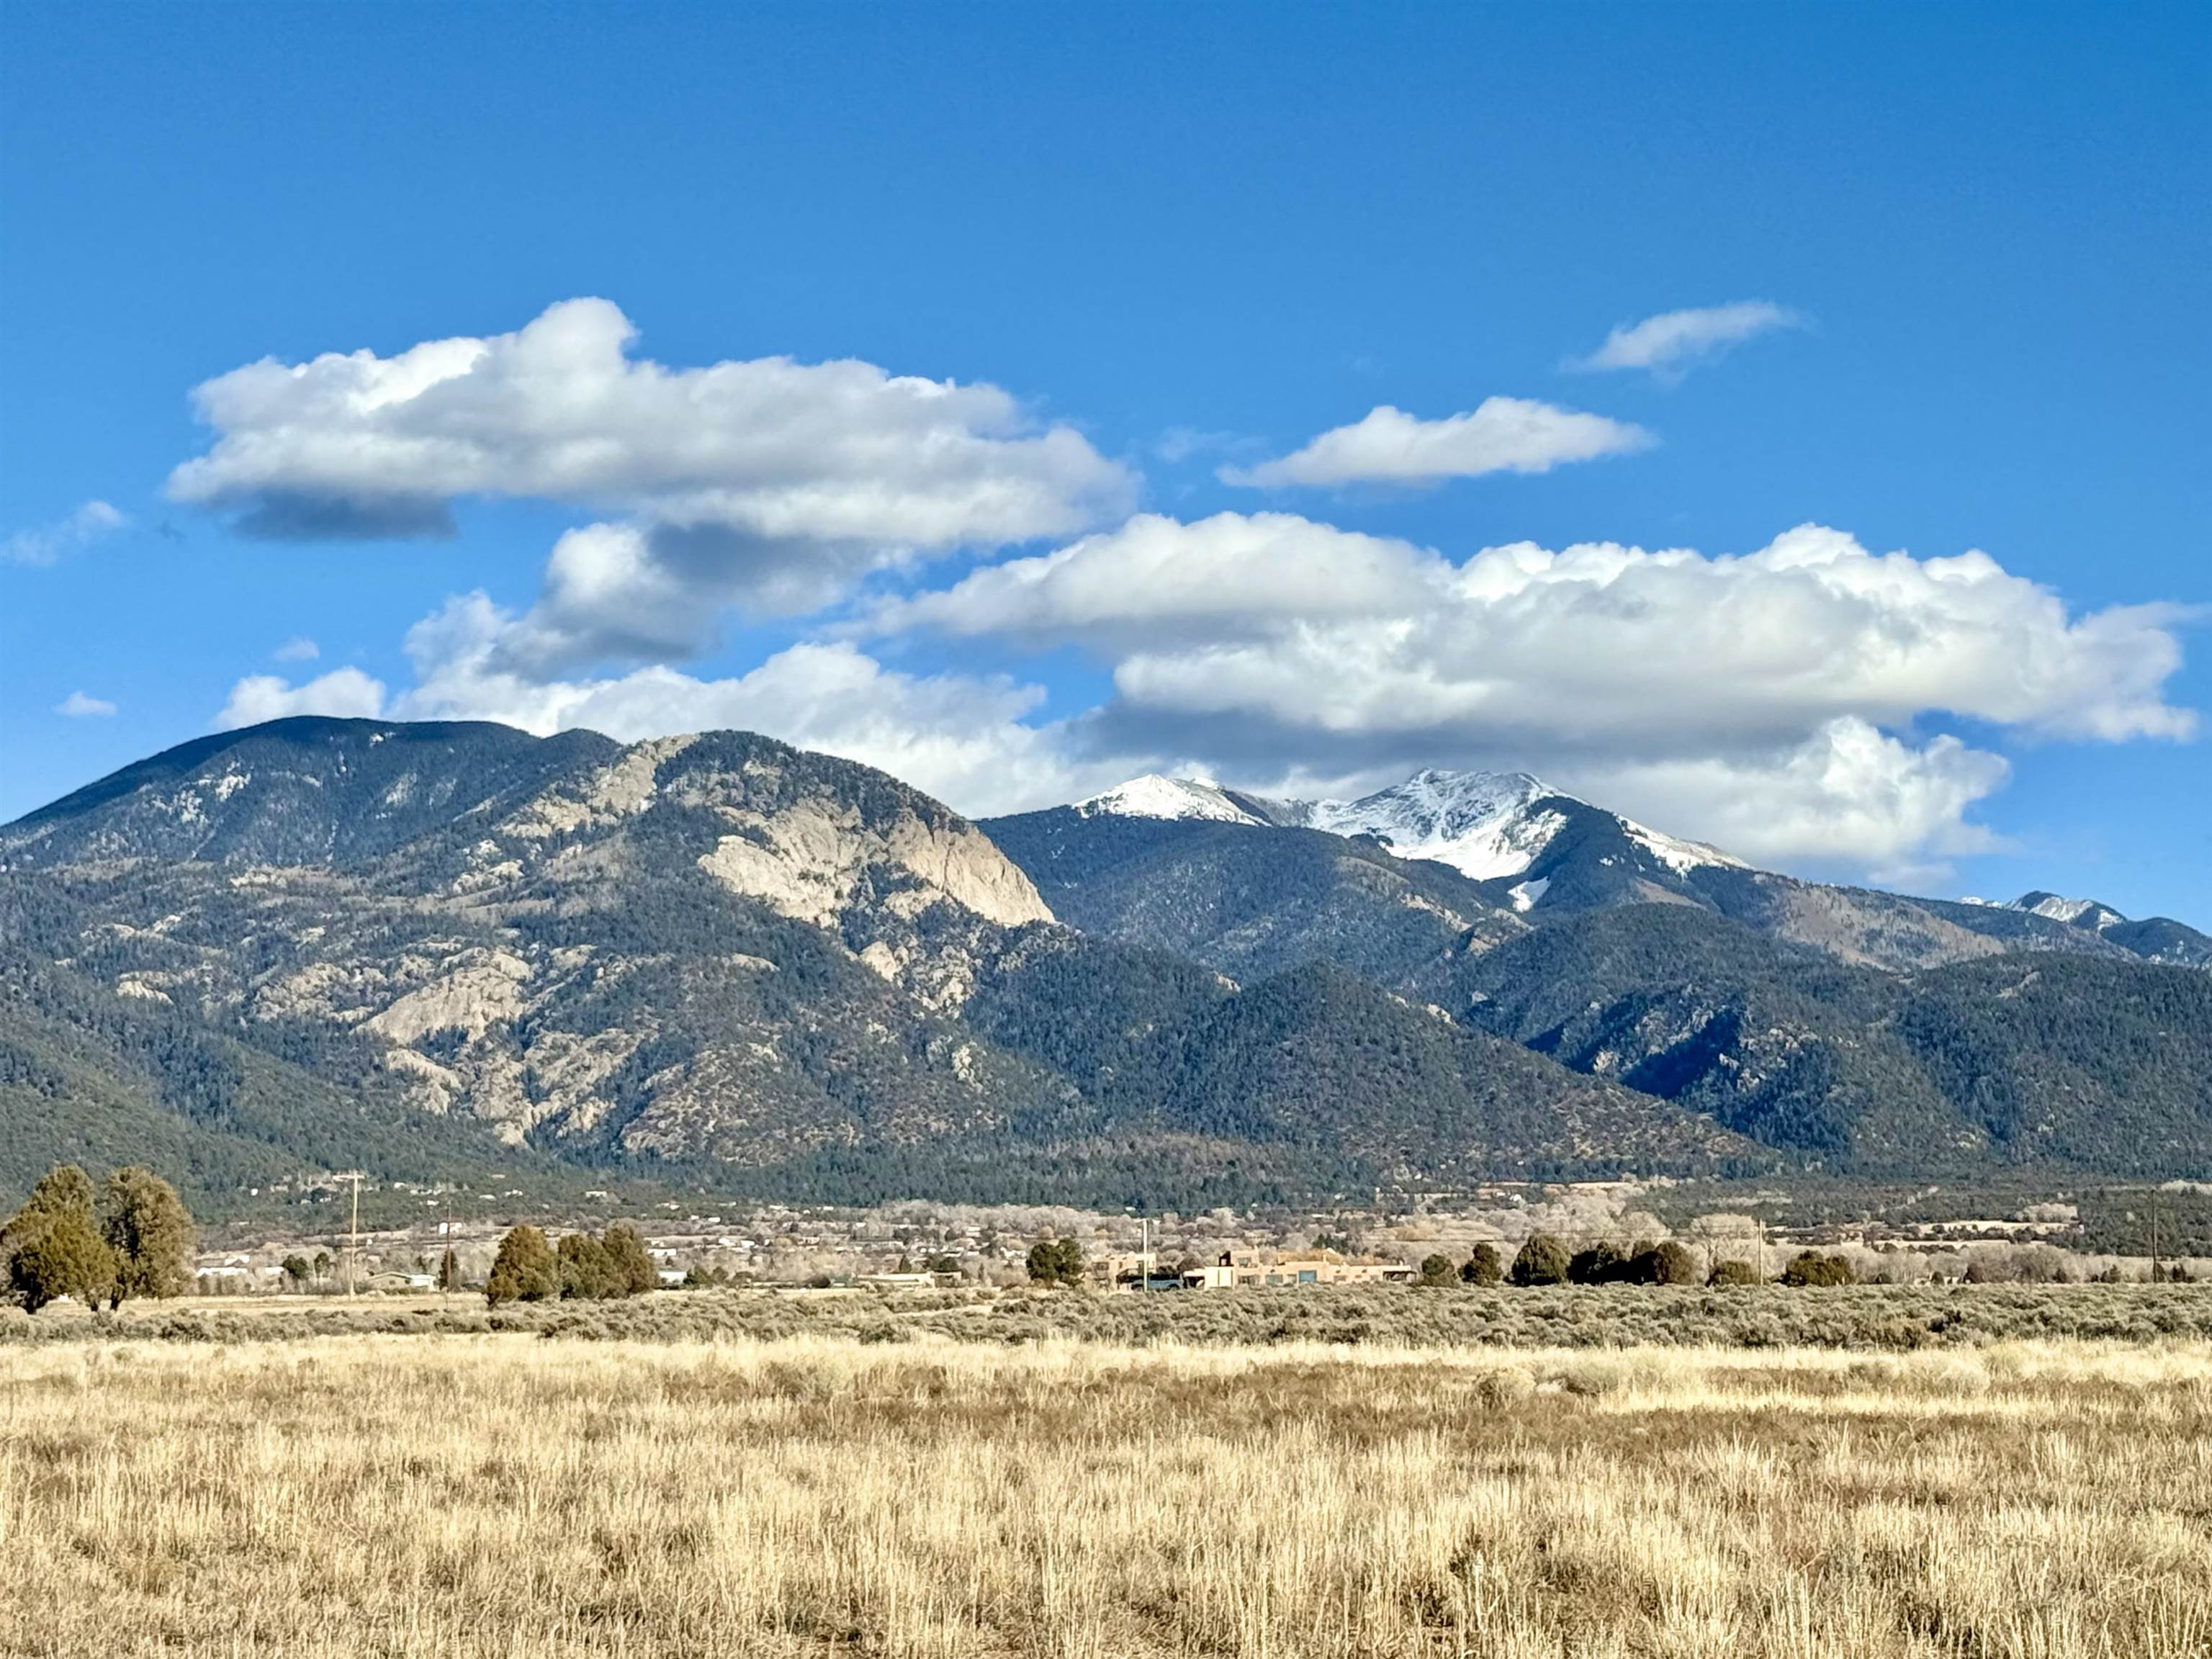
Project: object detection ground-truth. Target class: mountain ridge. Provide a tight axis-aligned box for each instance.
[1,718,1760,1208]
[1041,768,2207,967]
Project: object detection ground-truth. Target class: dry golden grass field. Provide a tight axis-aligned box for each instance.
[3,1333,2210,1658]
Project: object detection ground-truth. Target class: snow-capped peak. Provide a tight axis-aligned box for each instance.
[2008,891,2128,931]
[1303,769,1565,881]
[1074,775,1272,827]
[1071,765,1748,884]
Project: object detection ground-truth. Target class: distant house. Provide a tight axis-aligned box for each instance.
[361,1272,437,1292]
[1177,1249,1414,1290]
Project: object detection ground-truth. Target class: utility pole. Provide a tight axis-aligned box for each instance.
[347,1173,361,1297]
[2152,1196,2163,1286]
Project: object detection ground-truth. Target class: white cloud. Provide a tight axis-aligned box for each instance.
[379,594,1102,817]
[896,516,2189,748]
[1560,720,2012,882]
[167,298,1134,649]
[5,500,127,567]
[871,513,1438,649]
[877,515,2193,874]
[273,637,320,662]
[55,691,117,718]
[1220,398,1652,488]
[215,667,388,729]
[1569,300,1803,377]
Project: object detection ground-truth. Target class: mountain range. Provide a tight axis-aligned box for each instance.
[3,718,2207,1210]
[1002,770,2210,970]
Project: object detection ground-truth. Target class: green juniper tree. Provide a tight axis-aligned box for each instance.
[556,1231,619,1300]
[100,1166,195,1308]
[601,1224,659,1295]
[1627,1241,1701,1286]
[1781,1251,1856,1287]
[485,1225,559,1306]
[3,1164,112,1310]
[1028,1236,1086,1287]
[1509,1233,1570,1287]
[14,1213,117,1313]
[1568,1242,1625,1285]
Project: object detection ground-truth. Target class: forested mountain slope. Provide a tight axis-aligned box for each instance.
[2,718,1759,1208]
[980,806,1527,1000]
[1456,907,2212,1177]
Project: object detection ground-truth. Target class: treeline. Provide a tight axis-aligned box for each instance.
[483,1223,659,1306]
[1,1162,195,1312]
[1413,1235,1859,1290]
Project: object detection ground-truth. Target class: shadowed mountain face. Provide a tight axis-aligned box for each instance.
[1,719,1763,1209]
[979,806,1529,1003]
[979,773,2212,1181]
[1452,906,2212,1177]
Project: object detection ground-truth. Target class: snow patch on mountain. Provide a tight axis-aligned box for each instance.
[2008,891,2129,931]
[2031,896,2108,925]
[1075,774,1271,826]
[1303,770,1557,879]
[1075,765,1747,882]
[1622,819,1748,876]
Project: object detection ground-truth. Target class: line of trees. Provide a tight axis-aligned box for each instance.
[1437,1234,1861,1290]
[1,1164,196,1313]
[485,1223,659,1306]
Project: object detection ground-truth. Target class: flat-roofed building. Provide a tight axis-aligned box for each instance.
[1179,1249,1414,1290]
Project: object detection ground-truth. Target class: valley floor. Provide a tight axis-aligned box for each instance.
[2,1330,2208,1657]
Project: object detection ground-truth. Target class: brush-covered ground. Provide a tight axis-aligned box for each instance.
[4,1322,2211,1657]
[9,1281,2212,1349]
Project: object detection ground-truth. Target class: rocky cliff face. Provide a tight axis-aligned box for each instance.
[2,719,1057,1162]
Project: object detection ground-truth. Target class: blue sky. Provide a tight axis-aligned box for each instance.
[3,3,2206,922]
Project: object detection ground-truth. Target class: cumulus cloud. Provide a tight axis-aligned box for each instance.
[1560,720,2012,884]
[273,637,320,662]
[1569,300,1803,377]
[55,691,117,718]
[163,307,2189,880]
[871,513,1438,649]
[166,298,1133,652]
[894,516,2190,747]
[878,515,2193,874]
[1219,398,1651,488]
[215,666,388,729]
[6,500,127,566]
